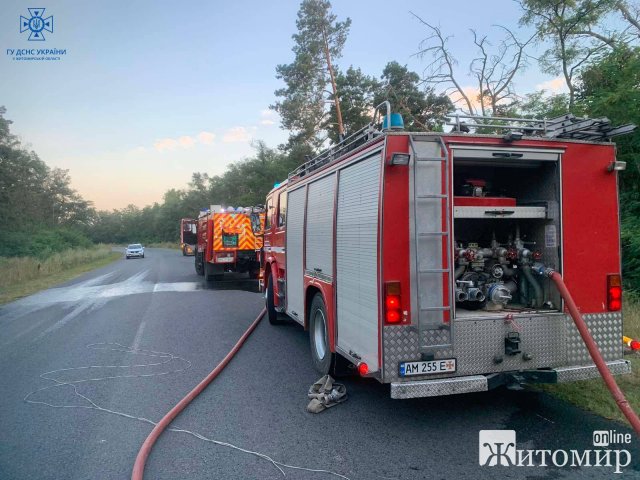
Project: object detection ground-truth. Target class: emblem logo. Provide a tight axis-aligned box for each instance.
[20,8,53,41]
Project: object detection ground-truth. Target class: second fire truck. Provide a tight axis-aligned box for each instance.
[195,206,264,281]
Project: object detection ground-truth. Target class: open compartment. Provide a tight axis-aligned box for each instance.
[451,147,562,317]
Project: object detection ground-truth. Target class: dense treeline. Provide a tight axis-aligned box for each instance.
[1,0,638,294]
[0,107,94,258]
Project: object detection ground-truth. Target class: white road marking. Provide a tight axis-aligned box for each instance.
[132,320,146,351]
[34,302,93,341]
[0,271,203,343]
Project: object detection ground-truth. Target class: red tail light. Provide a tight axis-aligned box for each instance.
[385,295,400,309]
[607,274,622,311]
[385,282,402,324]
[357,362,369,376]
[386,310,401,323]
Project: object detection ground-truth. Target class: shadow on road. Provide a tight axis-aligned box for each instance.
[197,277,260,293]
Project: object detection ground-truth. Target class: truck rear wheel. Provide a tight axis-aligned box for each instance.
[265,273,284,325]
[195,252,204,276]
[309,293,335,375]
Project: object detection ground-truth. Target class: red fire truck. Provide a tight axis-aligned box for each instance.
[262,102,634,398]
[180,218,197,256]
[195,206,263,281]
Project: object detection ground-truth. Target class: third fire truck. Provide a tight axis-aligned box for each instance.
[180,218,197,256]
[261,102,634,399]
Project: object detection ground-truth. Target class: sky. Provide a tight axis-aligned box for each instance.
[0,1,564,210]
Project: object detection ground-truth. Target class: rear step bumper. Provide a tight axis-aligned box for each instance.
[390,360,631,399]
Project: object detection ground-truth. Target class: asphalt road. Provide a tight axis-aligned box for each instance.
[0,248,638,479]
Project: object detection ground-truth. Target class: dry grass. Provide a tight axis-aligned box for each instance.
[0,246,120,304]
[624,297,640,339]
[540,298,640,424]
[143,242,179,249]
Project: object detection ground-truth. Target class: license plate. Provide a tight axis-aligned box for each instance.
[216,256,234,263]
[399,358,456,376]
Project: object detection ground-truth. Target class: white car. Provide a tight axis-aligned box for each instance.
[125,244,145,259]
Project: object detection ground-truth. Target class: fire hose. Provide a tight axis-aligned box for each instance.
[131,308,266,480]
[535,267,640,436]
[130,268,640,479]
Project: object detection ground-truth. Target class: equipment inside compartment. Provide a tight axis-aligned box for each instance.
[452,160,561,315]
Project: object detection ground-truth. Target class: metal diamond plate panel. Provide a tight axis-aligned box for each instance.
[420,328,453,359]
[383,326,455,382]
[556,360,631,383]
[565,312,623,365]
[453,315,566,375]
[391,376,487,399]
[383,325,420,383]
[383,312,625,384]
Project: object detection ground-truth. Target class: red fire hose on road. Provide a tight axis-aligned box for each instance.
[546,270,640,436]
[130,268,640,480]
[131,308,266,480]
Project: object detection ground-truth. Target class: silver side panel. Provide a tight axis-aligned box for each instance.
[453,206,547,219]
[453,315,566,374]
[336,154,381,372]
[382,312,624,384]
[391,376,488,399]
[450,146,562,162]
[305,174,336,277]
[566,312,623,364]
[556,360,630,383]
[286,187,306,323]
[390,360,631,399]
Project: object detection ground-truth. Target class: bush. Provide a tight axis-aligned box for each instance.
[622,221,640,298]
[0,228,92,259]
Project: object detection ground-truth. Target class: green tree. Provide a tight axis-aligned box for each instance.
[518,0,619,109]
[0,107,97,257]
[578,46,640,199]
[327,66,380,142]
[272,0,351,149]
[576,46,640,293]
[512,91,572,118]
[373,61,453,131]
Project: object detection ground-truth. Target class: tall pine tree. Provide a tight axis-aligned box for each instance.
[272,0,351,150]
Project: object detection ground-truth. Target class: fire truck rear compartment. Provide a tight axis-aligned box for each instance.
[451,157,562,317]
[385,138,595,391]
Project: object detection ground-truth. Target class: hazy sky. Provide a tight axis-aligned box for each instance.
[1,1,562,210]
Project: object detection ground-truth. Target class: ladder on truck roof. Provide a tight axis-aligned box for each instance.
[288,102,398,181]
[288,123,381,181]
[446,113,636,141]
[410,135,454,358]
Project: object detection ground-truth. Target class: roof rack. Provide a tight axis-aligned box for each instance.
[288,101,398,181]
[446,113,636,141]
[287,108,636,182]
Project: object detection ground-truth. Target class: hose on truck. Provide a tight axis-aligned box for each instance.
[537,268,640,436]
[131,308,266,480]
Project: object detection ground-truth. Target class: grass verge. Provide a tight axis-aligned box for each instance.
[143,242,179,249]
[0,246,120,305]
[539,298,640,424]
